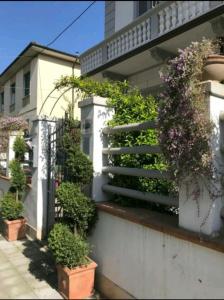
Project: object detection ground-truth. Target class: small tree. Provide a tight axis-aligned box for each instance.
[13,136,27,162]
[56,182,97,237]
[9,159,26,201]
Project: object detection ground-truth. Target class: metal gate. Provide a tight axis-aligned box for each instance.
[46,114,80,234]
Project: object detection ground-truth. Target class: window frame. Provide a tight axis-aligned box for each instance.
[23,71,30,97]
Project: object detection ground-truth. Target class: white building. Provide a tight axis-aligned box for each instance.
[79,2,224,299]
[0,42,81,124]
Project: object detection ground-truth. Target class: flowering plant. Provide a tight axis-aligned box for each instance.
[0,116,28,131]
[158,38,219,181]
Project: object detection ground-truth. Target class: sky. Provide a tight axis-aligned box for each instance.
[0,1,104,73]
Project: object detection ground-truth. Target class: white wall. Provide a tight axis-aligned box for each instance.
[115,1,134,32]
[37,55,80,120]
[90,211,224,299]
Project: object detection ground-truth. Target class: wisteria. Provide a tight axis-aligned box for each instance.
[158,38,219,181]
[0,116,28,131]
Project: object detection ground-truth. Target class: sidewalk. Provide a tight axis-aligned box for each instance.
[0,234,62,299]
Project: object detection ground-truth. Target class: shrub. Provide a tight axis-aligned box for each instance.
[65,147,93,185]
[0,193,23,220]
[48,223,90,269]
[13,136,27,161]
[9,160,26,200]
[56,182,97,237]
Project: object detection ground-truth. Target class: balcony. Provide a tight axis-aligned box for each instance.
[80,1,224,76]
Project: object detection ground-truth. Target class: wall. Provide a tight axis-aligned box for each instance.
[2,59,38,124]
[114,1,134,32]
[36,54,81,120]
[90,210,224,299]
[0,176,37,238]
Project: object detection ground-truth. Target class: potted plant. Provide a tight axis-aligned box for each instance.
[48,223,97,300]
[0,192,26,241]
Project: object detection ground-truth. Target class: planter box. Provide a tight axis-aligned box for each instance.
[3,218,26,241]
[57,258,97,299]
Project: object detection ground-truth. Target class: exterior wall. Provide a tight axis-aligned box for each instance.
[128,64,163,92]
[105,1,115,38]
[90,210,224,299]
[2,59,37,123]
[114,1,135,32]
[36,54,80,120]
[1,54,81,123]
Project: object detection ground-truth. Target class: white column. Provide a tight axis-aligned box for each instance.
[79,96,114,202]
[179,81,224,236]
[32,118,56,240]
[6,131,23,177]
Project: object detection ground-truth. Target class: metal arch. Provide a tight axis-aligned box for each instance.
[49,87,73,116]
[38,87,57,115]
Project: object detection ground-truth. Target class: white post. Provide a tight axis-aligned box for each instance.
[78,96,114,202]
[179,81,224,236]
[6,131,23,177]
[32,118,56,240]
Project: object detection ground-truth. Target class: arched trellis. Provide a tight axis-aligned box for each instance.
[49,87,73,116]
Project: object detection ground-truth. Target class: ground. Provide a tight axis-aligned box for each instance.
[0,235,101,299]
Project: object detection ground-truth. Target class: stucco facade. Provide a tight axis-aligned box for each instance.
[0,43,80,124]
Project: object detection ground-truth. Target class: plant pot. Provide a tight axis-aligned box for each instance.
[202,55,224,82]
[57,258,97,299]
[3,218,26,241]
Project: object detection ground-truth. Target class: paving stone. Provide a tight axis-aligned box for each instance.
[33,286,63,299]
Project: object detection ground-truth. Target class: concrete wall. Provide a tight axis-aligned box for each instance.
[0,176,37,238]
[36,54,80,120]
[90,210,224,299]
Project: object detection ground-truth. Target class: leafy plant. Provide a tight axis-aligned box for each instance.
[55,76,175,209]
[9,159,26,201]
[65,147,93,186]
[48,223,90,269]
[0,193,23,220]
[13,136,27,161]
[56,182,97,237]
[159,38,219,181]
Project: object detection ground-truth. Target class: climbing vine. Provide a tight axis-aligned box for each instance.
[56,76,175,210]
[159,38,219,182]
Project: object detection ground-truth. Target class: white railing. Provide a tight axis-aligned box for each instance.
[102,120,178,207]
[80,0,224,74]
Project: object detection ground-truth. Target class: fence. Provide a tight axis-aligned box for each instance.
[79,81,224,237]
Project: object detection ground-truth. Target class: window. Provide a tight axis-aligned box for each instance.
[10,83,15,112]
[136,1,160,17]
[138,1,148,16]
[24,71,30,97]
[0,92,4,113]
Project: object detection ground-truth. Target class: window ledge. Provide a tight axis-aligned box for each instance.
[22,95,30,107]
[97,201,224,254]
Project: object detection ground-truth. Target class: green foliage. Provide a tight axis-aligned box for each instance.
[56,182,97,237]
[55,75,175,208]
[48,223,90,269]
[65,147,93,185]
[9,160,26,200]
[0,193,23,220]
[13,136,27,161]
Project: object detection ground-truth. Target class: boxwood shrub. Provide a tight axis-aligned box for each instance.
[0,193,23,220]
[48,223,90,269]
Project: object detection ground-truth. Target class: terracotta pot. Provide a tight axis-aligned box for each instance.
[202,55,224,82]
[3,218,26,241]
[57,258,97,299]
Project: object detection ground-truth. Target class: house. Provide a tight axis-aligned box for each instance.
[80,1,224,94]
[0,42,80,125]
[78,1,224,299]
[0,43,81,241]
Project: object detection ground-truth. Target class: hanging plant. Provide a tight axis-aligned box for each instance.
[158,38,219,182]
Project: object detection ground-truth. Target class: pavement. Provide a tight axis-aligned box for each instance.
[0,235,101,299]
